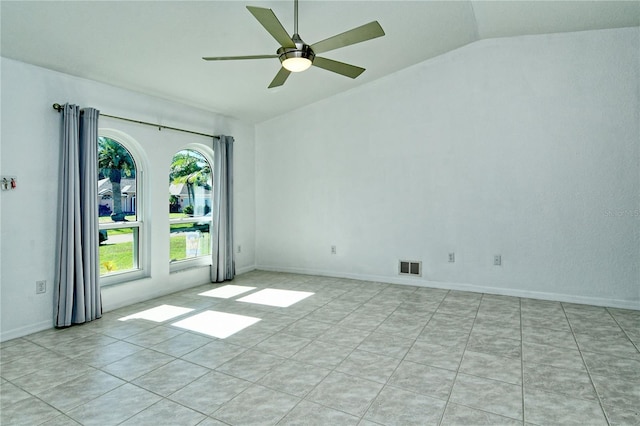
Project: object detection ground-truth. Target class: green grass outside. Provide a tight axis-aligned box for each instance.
[99,231,211,275]
[99,241,134,274]
[170,231,211,262]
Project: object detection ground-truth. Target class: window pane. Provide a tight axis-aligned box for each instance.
[98,137,137,222]
[169,148,212,264]
[169,149,211,219]
[98,136,139,277]
[99,227,139,275]
[170,222,212,262]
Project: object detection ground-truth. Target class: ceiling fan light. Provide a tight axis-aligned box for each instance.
[282,57,312,72]
[278,44,315,73]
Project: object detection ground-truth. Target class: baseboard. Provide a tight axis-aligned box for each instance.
[2,267,257,342]
[0,319,53,343]
[4,265,634,343]
[256,264,640,311]
[236,265,257,275]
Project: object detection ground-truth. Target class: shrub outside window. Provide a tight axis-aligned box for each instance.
[169,149,212,268]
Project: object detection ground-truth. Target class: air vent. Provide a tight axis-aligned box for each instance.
[399,260,421,277]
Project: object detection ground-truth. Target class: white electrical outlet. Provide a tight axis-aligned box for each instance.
[448,253,455,263]
[331,245,337,255]
[237,245,242,254]
[36,280,46,294]
[494,255,502,266]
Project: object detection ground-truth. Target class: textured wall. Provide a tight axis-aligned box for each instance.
[256,28,639,308]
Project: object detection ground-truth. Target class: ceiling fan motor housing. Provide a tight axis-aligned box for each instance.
[277,45,315,63]
[277,34,315,71]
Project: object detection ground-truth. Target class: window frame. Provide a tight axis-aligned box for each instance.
[98,129,149,286]
[169,144,215,273]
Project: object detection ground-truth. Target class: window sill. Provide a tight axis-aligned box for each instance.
[170,258,211,274]
[100,269,148,287]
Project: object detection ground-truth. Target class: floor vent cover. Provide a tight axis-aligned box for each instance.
[399,260,421,277]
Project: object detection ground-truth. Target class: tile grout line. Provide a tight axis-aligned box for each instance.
[291,285,397,423]
[435,297,526,424]
[356,288,449,423]
[519,297,526,426]
[210,280,385,424]
[605,307,640,354]
[435,290,480,425]
[2,330,153,425]
[205,283,311,424]
[1,375,68,424]
[560,303,611,426]
[89,296,254,423]
[191,278,387,423]
[270,286,441,422]
[282,281,396,423]
[3,272,636,426]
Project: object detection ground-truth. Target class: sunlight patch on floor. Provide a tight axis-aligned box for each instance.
[237,288,314,308]
[171,310,261,338]
[199,285,256,299]
[118,304,194,322]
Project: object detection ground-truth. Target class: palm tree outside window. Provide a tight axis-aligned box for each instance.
[169,148,213,267]
[97,136,141,277]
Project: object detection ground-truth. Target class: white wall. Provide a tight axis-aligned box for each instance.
[0,58,256,341]
[256,27,640,309]
[1,27,637,342]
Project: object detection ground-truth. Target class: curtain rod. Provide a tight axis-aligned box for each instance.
[52,103,220,140]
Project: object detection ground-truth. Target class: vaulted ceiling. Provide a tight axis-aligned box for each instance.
[2,1,638,123]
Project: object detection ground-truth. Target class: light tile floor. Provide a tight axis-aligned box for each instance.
[1,271,639,425]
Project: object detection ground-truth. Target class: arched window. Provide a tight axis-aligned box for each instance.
[98,131,146,283]
[169,148,213,268]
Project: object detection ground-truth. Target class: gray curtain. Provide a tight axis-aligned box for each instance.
[54,104,102,327]
[211,135,235,282]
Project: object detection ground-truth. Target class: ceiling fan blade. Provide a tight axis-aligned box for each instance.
[312,57,365,79]
[246,6,296,49]
[311,21,385,54]
[268,67,291,88]
[202,54,278,61]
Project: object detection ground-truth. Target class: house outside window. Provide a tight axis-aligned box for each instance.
[98,130,146,284]
[169,148,213,270]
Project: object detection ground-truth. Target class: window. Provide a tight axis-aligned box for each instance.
[98,132,145,283]
[169,148,213,269]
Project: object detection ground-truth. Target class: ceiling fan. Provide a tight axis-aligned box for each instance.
[202,0,385,88]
